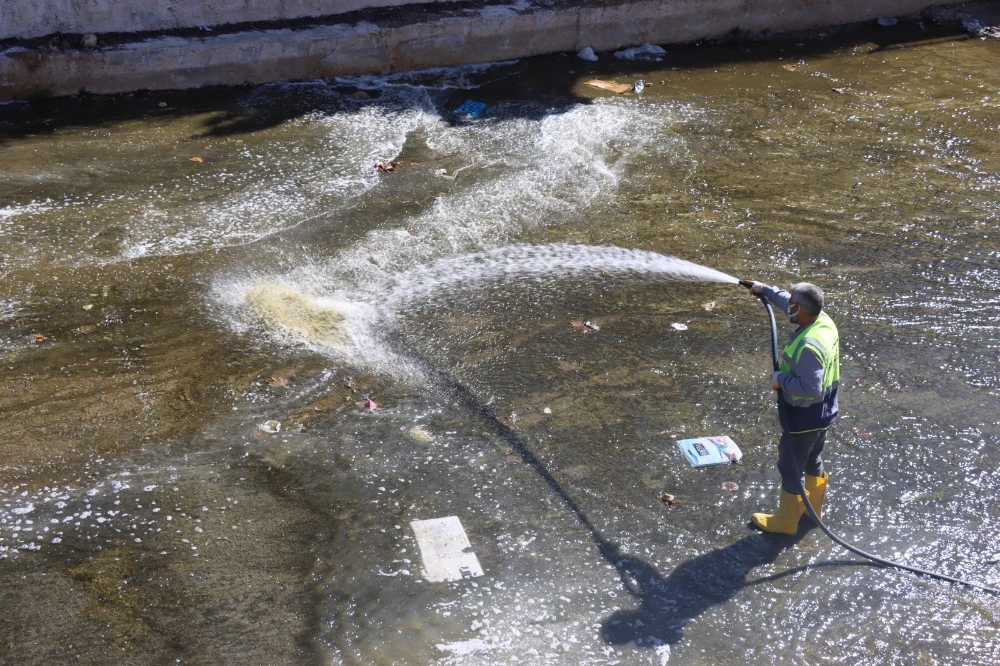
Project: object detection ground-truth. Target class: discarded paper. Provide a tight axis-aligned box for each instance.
[411,516,484,582]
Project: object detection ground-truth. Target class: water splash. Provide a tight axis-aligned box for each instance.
[224,243,736,378]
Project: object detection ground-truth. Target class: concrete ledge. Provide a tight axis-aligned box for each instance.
[0,0,957,100]
[0,0,453,41]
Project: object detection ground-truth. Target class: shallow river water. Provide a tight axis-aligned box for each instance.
[2,17,1000,666]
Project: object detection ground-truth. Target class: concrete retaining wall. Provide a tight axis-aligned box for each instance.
[0,0,956,100]
[0,0,448,41]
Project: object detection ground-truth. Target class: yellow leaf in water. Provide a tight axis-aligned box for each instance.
[189,156,204,163]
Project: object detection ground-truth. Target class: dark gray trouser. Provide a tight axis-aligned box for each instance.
[777,428,827,494]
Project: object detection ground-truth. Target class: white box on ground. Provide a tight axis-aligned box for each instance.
[410,516,484,582]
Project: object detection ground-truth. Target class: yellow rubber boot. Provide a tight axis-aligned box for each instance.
[751,490,806,535]
[803,472,828,521]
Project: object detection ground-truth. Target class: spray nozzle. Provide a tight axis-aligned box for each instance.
[738,279,755,289]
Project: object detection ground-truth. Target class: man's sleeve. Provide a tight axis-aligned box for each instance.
[761,285,792,315]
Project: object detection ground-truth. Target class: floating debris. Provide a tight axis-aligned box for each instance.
[703,301,716,311]
[661,493,677,508]
[962,19,982,33]
[676,436,742,467]
[436,162,474,180]
[570,320,592,333]
[584,79,632,94]
[614,42,666,61]
[375,161,398,174]
[258,420,281,433]
[364,398,379,411]
[671,323,688,331]
[577,47,599,62]
[630,80,645,94]
[453,100,488,119]
[409,425,435,442]
[722,481,739,491]
[583,320,600,331]
[188,156,204,163]
[543,407,552,414]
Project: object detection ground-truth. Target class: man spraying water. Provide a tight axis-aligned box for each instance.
[744,281,840,535]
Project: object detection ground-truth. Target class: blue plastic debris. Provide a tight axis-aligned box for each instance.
[453,100,488,118]
[676,435,743,467]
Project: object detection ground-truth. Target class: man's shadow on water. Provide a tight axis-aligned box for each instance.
[599,524,874,649]
[600,528,801,647]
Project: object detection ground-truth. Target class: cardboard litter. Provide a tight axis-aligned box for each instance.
[584,79,632,94]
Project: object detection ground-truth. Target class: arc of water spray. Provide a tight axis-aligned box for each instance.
[380,244,738,309]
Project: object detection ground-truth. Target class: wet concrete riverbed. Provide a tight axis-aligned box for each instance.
[2,12,1000,666]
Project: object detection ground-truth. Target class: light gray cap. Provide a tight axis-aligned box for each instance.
[790,282,824,315]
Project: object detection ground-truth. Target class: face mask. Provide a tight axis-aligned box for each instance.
[789,303,801,325]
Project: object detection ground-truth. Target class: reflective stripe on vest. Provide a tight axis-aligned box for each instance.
[779,311,840,404]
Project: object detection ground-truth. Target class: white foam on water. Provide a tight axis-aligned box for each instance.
[0,202,50,220]
[215,98,730,379]
[1,62,526,272]
[0,300,17,321]
[214,100,667,364]
[123,86,436,261]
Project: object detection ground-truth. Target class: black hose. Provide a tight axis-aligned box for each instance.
[750,292,1000,595]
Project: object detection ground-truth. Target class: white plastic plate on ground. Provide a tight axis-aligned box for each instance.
[410,516,484,582]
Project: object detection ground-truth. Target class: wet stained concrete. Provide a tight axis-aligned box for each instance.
[2,8,1000,665]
